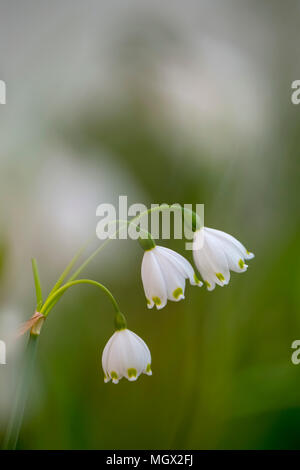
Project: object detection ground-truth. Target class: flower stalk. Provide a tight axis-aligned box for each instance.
[2,259,42,450]
[4,264,123,449]
[2,334,39,450]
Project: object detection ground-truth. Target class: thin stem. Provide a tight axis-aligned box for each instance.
[67,220,129,282]
[31,259,43,311]
[2,279,120,450]
[43,291,64,317]
[48,239,91,296]
[67,206,172,282]
[2,334,39,450]
[2,260,43,449]
[130,203,170,225]
[41,279,121,317]
[3,206,172,450]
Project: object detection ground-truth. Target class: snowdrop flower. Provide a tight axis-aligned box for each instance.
[193,227,254,291]
[141,245,202,309]
[102,329,152,384]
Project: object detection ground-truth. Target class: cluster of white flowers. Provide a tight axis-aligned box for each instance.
[102,224,254,384]
[141,226,254,307]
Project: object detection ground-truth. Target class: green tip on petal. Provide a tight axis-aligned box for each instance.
[204,280,211,289]
[152,296,161,306]
[238,258,245,269]
[146,363,152,375]
[194,273,201,284]
[173,287,184,299]
[146,298,151,305]
[216,273,225,282]
[111,371,118,380]
[127,368,137,380]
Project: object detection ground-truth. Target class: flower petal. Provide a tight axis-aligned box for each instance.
[205,227,254,260]
[141,249,168,309]
[154,247,186,301]
[193,229,230,287]
[157,246,201,286]
[193,240,217,290]
[203,229,230,285]
[102,332,116,381]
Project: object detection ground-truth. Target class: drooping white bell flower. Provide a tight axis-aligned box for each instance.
[141,245,202,309]
[102,329,152,384]
[193,227,254,291]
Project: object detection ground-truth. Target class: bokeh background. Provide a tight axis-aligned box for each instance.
[0,0,300,450]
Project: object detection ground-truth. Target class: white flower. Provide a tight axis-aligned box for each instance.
[102,329,152,384]
[193,227,254,291]
[141,246,202,309]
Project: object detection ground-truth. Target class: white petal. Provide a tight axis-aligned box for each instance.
[105,332,126,380]
[154,248,186,301]
[213,236,248,272]
[102,332,117,381]
[116,333,141,379]
[193,242,217,290]
[203,229,230,285]
[205,227,254,260]
[128,332,151,377]
[156,246,201,286]
[193,229,230,287]
[141,249,167,309]
[129,330,151,367]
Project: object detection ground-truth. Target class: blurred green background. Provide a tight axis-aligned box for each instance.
[0,0,300,449]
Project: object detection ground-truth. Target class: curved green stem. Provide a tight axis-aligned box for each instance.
[3,205,178,450]
[3,277,122,450]
[130,203,170,225]
[63,203,201,285]
[48,238,92,296]
[56,204,189,287]
[67,220,129,282]
[67,206,172,282]
[41,279,121,317]
[51,208,170,293]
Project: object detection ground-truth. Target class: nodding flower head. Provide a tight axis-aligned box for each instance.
[141,245,202,310]
[193,227,254,291]
[102,329,152,384]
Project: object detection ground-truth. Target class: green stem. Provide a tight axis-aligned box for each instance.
[2,278,121,449]
[180,206,202,232]
[2,259,44,449]
[2,334,39,450]
[67,220,129,282]
[41,279,121,317]
[31,258,43,311]
[67,207,171,282]
[66,203,198,283]
[48,240,90,296]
